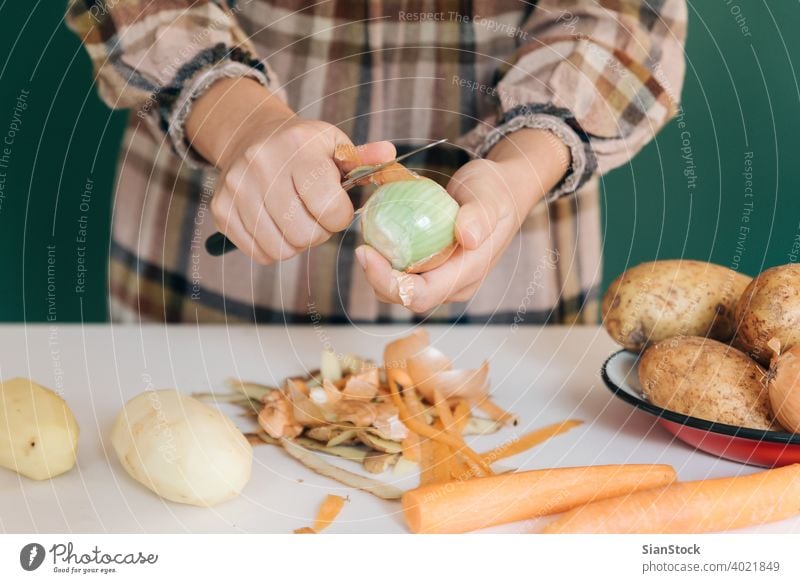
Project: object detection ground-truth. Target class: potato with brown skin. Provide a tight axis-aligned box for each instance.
[602,260,751,351]
[735,264,800,365]
[639,336,779,431]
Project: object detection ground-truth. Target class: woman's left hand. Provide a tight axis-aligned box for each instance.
[355,128,571,312]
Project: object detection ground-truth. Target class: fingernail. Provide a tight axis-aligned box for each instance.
[355,246,367,269]
[463,220,482,247]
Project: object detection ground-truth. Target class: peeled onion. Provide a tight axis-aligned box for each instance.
[767,342,800,432]
[361,178,458,273]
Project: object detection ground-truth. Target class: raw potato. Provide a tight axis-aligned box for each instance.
[0,378,79,480]
[639,336,779,431]
[602,260,751,351]
[735,264,800,365]
[112,390,252,506]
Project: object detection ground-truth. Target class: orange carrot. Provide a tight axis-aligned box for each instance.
[448,401,472,479]
[403,382,430,426]
[388,371,492,476]
[293,527,316,534]
[450,456,470,480]
[400,383,427,462]
[474,397,517,425]
[428,420,456,484]
[418,409,460,485]
[431,391,467,481]
[481,420,583,464]
[401,433,421,462]
[431,439,453,484]
[452,400,471,433]
[312,494,346,532]
[543,464,800,534]
[433,389,456,432]
[418,437,437,486]
[402,464,676,534]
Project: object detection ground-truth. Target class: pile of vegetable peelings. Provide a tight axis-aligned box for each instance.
[200,329,800,535]
[198,329,583,532]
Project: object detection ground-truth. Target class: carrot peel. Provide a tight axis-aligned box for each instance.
[480,420,583,464]
[313,494,346,532]
[295,494,346,534]
[388,371,492,476]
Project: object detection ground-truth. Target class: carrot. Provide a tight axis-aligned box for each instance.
[307,494,346,532]
[452,400,471,432]
[430,420,457,484]
[543,464,800,534]
[419,414,459,486]
[431,439,453,484]
[447,401,472,479]
[293,527,316,534]
[418,437,437,486]
[431,391,466,481]
[480,420,583,464]
[450,456,470,480]
[401,433,421,462]
[400,383,427,462]
[474,397,517,425]
[402,464,676,534]
[419,434,453,486]
[433,389,456,432]
[402,382,430,426]
[388,370,492,476]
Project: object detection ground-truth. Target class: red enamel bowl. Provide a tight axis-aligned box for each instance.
[601,350,800,468]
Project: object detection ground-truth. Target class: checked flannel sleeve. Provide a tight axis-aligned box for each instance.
[461,0,687,200]
[66,0,284,167]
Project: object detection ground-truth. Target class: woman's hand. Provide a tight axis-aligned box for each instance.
[186,78,395,264]
[355,128,570,312]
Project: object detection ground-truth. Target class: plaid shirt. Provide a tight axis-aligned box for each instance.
[67,0,686,324]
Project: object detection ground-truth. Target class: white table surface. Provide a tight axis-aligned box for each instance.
[0,324,797,534]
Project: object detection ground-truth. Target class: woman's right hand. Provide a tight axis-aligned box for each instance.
[186,78,395,264]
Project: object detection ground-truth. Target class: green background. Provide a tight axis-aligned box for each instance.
[0,1,797,323]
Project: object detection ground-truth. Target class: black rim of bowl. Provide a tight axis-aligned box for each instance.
[600,349,800,445]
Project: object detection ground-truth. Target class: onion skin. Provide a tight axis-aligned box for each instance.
[405,242,457,273]
[768,345,800,432]
[361,178,458,273]
[383,330,489,403]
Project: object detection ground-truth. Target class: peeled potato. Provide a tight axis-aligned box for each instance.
[639,336,779,431]
[112,390,252,507]
[735,264,800,365]
[0,378,80,480]
[602,260,751,351]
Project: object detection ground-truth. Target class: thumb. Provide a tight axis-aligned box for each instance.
[357,141,397,165]
[450,174,499,250]
[332,137,396,174]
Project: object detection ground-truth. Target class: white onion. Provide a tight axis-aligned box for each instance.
[361,179,458,273]
[768,344,800,432]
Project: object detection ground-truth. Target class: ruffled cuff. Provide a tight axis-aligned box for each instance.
[158,44,274,168]
[464,103,598,201]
